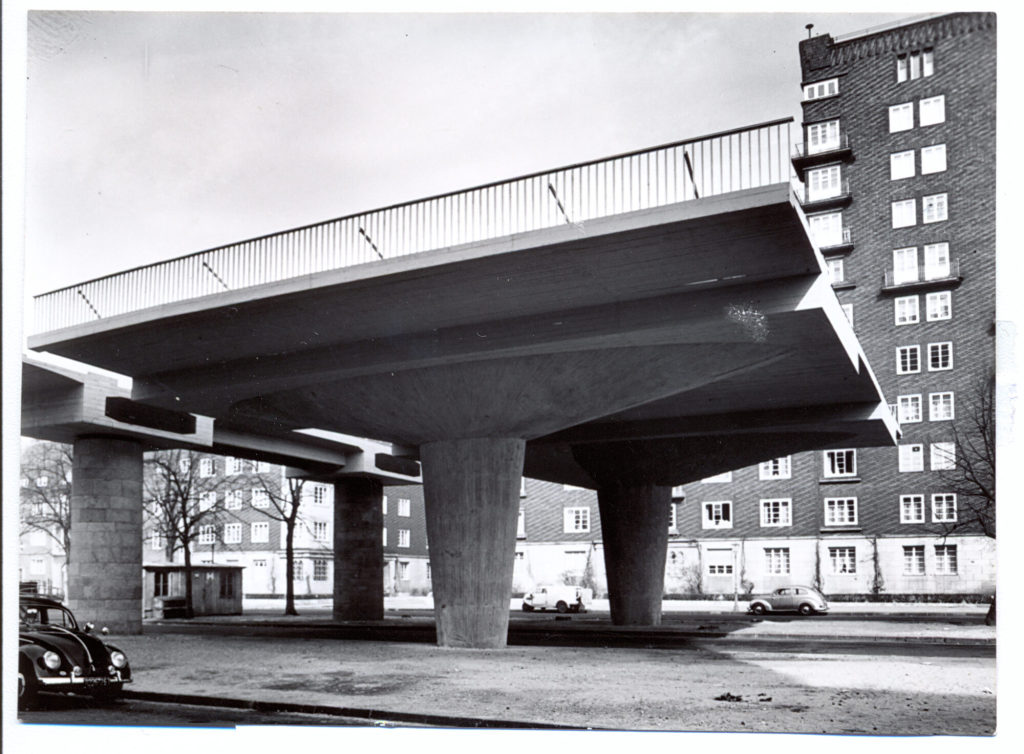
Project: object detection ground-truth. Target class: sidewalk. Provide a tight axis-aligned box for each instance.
[107,607,996,734]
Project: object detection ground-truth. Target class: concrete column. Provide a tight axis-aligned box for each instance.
[421,437,525,648]
[333,477,385,621]
[68,436,144,634]
[597,482,672,626]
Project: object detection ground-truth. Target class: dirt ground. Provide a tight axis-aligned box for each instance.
[111,633,996,736]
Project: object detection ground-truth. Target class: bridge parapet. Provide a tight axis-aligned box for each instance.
[32,118,793,334]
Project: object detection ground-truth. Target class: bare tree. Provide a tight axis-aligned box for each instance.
[143,449,226,618]
[20,441,74,561]
[937,373,996,623]
[249,473,305,616]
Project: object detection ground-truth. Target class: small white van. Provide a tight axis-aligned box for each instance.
[521,585,591,613]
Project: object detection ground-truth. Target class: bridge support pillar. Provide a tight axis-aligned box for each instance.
[68,435,144,634]
[421,437,525,648]
[333,477,385,621]
[596,482,671,626]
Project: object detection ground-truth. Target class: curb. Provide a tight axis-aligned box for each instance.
[123,690,599,730]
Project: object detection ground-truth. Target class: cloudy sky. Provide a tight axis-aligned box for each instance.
[18,9,911,308]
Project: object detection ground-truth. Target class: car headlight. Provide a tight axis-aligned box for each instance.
[110,650,127,669]
[43,651,61,670]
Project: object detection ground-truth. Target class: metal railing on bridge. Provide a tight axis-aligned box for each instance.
[33,118,794,333]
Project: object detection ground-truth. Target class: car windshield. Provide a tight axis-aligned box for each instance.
[20,604,77,630]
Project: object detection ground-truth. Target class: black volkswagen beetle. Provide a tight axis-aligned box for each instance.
[18,595,132,709]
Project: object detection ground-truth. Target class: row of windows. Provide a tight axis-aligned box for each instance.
[896,48,934,83]
[891,144,946,179]
[746,543,958,577]
[895,291,951,324]
[699,493,958,530]
[891,243,952,284]
[889,96,945,132]
[895,391,955,423]
[194,457,273,477]
[898,442,955,472]
[892,193,947,227]
[381,496,413,517]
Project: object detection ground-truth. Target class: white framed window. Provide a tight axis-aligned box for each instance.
[198,525,216,545]
[806,120,840,154]
[397,561,409,580]
[891,199,916,228]
[224,523,242,544]
[760,498,792,527]
[934,544,958,574]
[671,485,685,498]
[759,456,792,480]
[313,521,329,542]
[225,490,243,510]
[890,150,915,180]
[382,527,387,546]
[893,246,919,285]
[227,456,246,475]
[929,392,955,421]
[520,478,528,497]
[898,443,924,472]
[702,501,732,529]
[808,211,844,248]
[841,303,854,326]
[897,394,922,424]
[398,529,411,548]
[764,548,791,575]
[293,560,304,580]
[928,342,953,371]
[803,78,839,101]
[931,442,956,470]
[397,498,411,517]
[900,494,925,523]
[200,458,215,477]
[35,476,49,488]
[824,498,858,526]
[517,509,526,539]
[921,144,947,174]
[254,461,271,473]
[150,531,165,551]
[826,258,844,284]
[807,165,842,201]
[931,494,957,524]
[563,506,591,533]
[923,193,948,224]
[923,49,935,76]
[707,564,733,576]
[823,449,856,478]
[896,345,921,374]
[888,102,913,132]
[895,295,920,325]
[828,546,857,573]
[926,291,952,321]
[897,50,933,82]
[903,545,925,575]
[919,95,945,126]
[668,503,678,533]
[251,489,270,508]
[923,243,950,280]
[382,495,388,514]
[198,491,217,512]
[701,471,732,484]
[251,522,269,543]
[178,457,191,474]
[314,559,329,581]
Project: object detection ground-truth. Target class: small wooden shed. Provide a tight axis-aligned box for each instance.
[143,564,244,618]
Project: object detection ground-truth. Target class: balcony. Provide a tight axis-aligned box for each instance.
[792,134,854,173]
[882,259,963,293]
[795,179,852,212]
[816,226,854,254]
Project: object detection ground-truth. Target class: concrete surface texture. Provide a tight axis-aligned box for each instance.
[105,610,995,735]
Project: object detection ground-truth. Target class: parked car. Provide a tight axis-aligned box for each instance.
[18,595,132,709]
[747,586,829,616]
[521,585,591,613]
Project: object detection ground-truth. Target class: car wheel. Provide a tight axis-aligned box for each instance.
[555,601,569,614]
[18,663,39,711]
[521,603,534,612]
[798,603,815,615]
[750,604,766,615]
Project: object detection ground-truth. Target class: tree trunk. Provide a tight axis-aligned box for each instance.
[183,544,195,619]
[285,522,298,616]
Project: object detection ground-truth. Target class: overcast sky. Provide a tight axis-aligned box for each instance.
[20,10,910,305]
